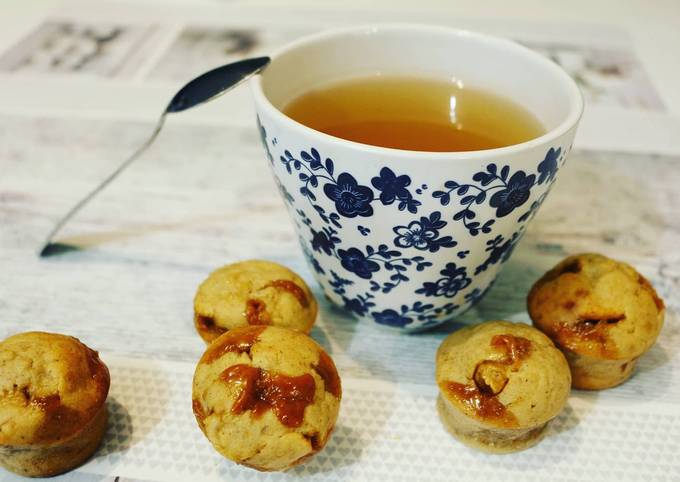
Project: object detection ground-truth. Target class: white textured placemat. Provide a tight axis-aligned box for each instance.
[68,355,678,482]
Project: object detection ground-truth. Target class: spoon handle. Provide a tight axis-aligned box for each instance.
[39,115,166,257]
[39,56,270,257]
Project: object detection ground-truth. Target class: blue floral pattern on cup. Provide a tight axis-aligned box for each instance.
[371,167,421,213]
[415,262,472,298]
[393,212,457,252]
[324,173,374,218]
[258,118,570,330]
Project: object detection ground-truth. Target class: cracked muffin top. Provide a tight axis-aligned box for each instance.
[0,332,110,446]
[436,321,570,429]
[193,260,318,343]
[192,325,341,471]
[528,253,665,360]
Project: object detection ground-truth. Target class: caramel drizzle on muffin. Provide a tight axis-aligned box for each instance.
[444,334,532,428]
[244,279,310,326]
[195,314,227,339]
[83,345,110,384]
[637,274,665,312]
[540,257,583,284]
[313,351,341,398]
[555,312,625,357]
[490,335,532,365]
[192,399,207,427]
[10,344,110,444]
[220,364,316,427]
[20,392,84,443]
[32,394,61,412]
[245,299,271,325]
[202,326,266,364]
[532,256,665,361]
[264,280,309,307]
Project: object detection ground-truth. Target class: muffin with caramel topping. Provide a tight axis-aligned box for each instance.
[192,325,341,471]
[0,332,110,477]
[436,321,571,453]
[194,260,318,343]
[528,253,665,390]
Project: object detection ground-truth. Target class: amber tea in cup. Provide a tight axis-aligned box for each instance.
[283,75,545,152]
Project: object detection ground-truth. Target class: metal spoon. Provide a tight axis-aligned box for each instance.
[39,56,270,257]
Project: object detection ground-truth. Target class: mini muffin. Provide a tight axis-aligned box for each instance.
[192,325,341,471]
[194,260,318,343]
[436,321,571,453]
[0,332,110,477]
[528,253,665,390]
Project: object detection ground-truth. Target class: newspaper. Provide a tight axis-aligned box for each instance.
[0,17,664,113]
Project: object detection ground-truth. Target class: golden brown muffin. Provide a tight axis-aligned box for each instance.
[192,326,341,471]
[436,321,571,453]
[194,260,318,343]
[528,253,665,390]
[0,332,110,477]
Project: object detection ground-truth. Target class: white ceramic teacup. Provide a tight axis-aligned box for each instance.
[251,25,583,332]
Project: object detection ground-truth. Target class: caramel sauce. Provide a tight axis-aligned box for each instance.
[220,364,316,427]
[30,393,83,443]
[84,346,110,401]
[32,394,61,413]
[540,258,583,284]
[192,399,206,426]
[559,259,583,275]
[305,432,323,451]
[244,279,309,325]
[555,314,624,356]
[10,343,110,445]
[444,334,532,427]
[288,432,325,467]
[265,280,309,308]
[489,334,532,367]
[445,381,518,427]
[637,274,665,312]
[202,326,266,364]
[195,315,226,339]
[20,386,31,402]
[245,299,271,325]
[313,351,341,398]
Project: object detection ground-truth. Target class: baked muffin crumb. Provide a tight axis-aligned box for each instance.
[192,326,340,471]
[194,260,318,343]
[0,332,110,477]
[528,253,665,389]
[436,321,570,453]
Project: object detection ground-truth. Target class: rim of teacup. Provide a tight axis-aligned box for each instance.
[251,24,584,160]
